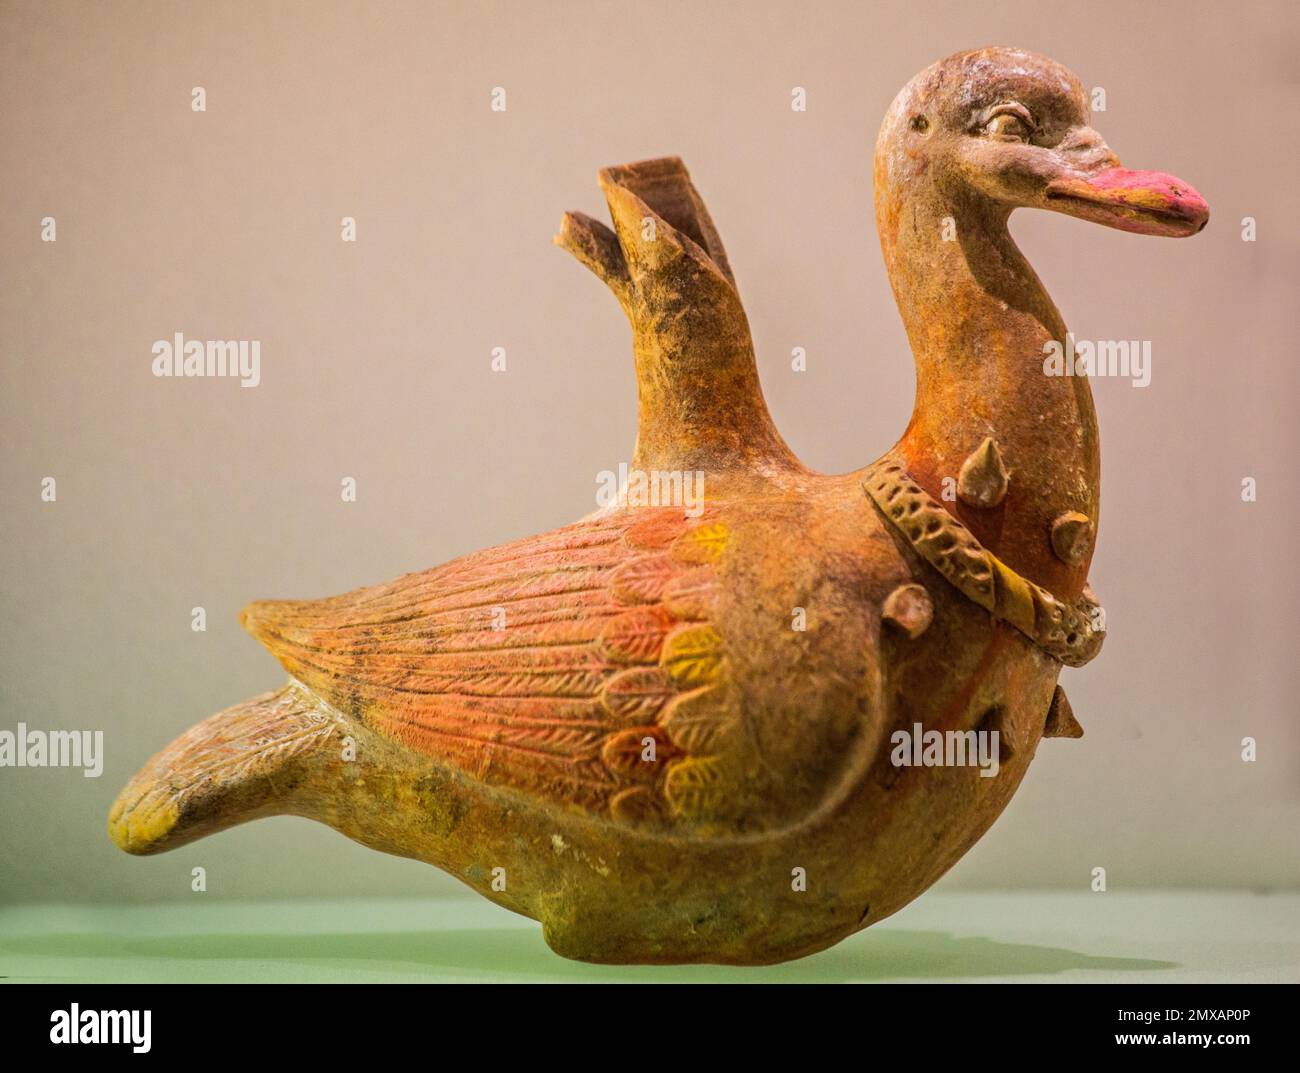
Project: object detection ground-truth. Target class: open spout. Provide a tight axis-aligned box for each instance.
[555,157,802,481]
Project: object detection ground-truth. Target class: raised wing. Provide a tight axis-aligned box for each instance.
[239,508,738,827]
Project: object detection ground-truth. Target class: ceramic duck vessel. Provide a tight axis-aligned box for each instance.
[110,47,1208,964]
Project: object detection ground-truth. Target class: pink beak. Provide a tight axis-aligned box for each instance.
[1044,167,1209,237]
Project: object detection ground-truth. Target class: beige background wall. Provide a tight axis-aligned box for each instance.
[2,0,1296,903]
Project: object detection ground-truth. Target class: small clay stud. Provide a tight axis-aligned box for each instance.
[957,437,1009,508]
[882,583,934,639]
[1042,685,1083,738]
[1050,511,1094,565]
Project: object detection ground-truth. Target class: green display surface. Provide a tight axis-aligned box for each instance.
[2,891,1295,984]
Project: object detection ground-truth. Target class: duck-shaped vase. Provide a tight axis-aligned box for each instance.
[109,46,1209,965]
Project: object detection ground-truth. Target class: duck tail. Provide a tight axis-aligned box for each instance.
[107,681,342,855]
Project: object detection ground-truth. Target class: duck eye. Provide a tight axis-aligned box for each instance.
[984,111,1032,140]
[909,114,929,133]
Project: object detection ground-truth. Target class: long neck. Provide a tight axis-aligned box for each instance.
[881,189,1099,597]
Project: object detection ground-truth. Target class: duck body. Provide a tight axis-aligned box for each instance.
[110,47,1207,964]
[113,470,1056,963]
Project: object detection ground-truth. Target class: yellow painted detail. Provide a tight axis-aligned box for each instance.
[989,556,1038,636]
[672,522,729,565]
[660,624,724,687]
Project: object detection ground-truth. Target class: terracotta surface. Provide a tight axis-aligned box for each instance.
[109,47,1208,965]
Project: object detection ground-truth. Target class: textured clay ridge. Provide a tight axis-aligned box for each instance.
[864,459,1104,667]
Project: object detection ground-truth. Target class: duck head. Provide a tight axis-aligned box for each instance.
[876,46,1209,240]
[874,47,1209,599]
